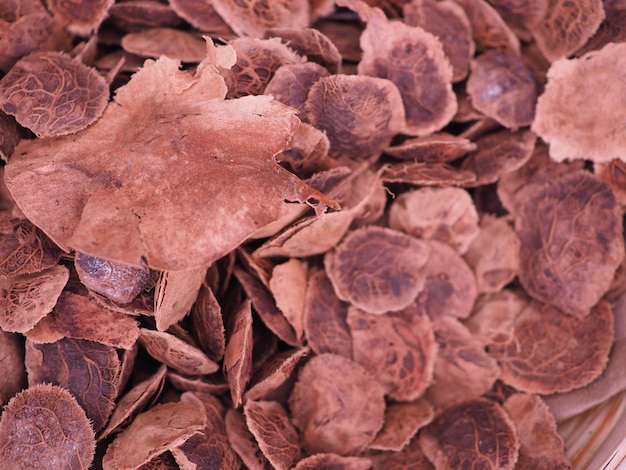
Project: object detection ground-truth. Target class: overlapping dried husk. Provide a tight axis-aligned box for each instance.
[46,0,113,35]
[121,28,208,62]
[266,27,342,74]
[108,1,183,33]
[0,330,25,406]
[368,399,434,452]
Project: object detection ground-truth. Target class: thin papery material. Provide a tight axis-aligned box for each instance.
[0,384,95,470]
[154,267,205,331]
[225,408,271,469]
[338,0,457,136]
[369,399,434,452]
[121,28,208,62]
[0,330,25,406]
[5,45,337,271]
[245,347,310,402]
[266,28,342,74]
[532,43,626,164]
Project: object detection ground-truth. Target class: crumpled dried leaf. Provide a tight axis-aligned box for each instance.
[121,28,209,62]
[267,28,341,74]
[466,52,537,131]
[530,0,604,61]
[27,290,140,349]
[403,0,474,82]
[0,330,25,405]
[369,399,434,452]
[0,51,108,137]
[0,215,62,277]
[212,0,310,38]
[190,280,225,363]
[339,0,457,135]
[515,170,624,317]
[103,401,206,470]
[75,252,155,304]
[419,398,519,470]
[99,364,167,441]
[488,299,614,394]
[244,400,302,470]
[464,215,520,293]
[139,328,219,376]
[269,259,307,341]
[0,11,53,73]
[325,226,430,314]
[415,240,477,321]
[25,338,121,433]
[389,186,480,255]
[0,265,69,333]
[426,317,501,407]
[0,383,95,470]
[289,353,386,455]
[5,47,337,272]
[503,393,569,470]
[348,304,437,400]
[224,299,254,408]
[305,74,406,162]
[464,289,527,345]
[303,269,352,358]
[532,43,626,163]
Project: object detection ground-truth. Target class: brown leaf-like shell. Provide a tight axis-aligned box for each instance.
[225,408,271,469]
[347,304,437,401]
[0,52,108,137]
[121,28,207,62]
[305,74,406,161]
[488,299,614,394]
[455,0,520,52]
[466,52,537,130]
[515,171,624,316]
[0,330,25,406]
[368,399,434,452]
[420,398,519,470]
[224,299,254,408]
[325,226,430,314]
[289,353,386,455]
[531,0,604,61]
[381,162,477,187]
[384,133,476,163]
[46,0,113,35]
[0,384,95,470]
[266,28,342,74]
[264,62,330,115]
[532,43,626,163]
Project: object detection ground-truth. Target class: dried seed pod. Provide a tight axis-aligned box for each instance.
[531,0,604,61]
[595,159,626,208]
[415,240,477,321]
[403,0,474,82]
[244,400,302,470]
[576,7,626,57]
[190,281,226,362]
[0,265,69,333]
[75,252,155,304]
[266,28,342,74]
[212,0,310,38]
[347,304,437,401]
[154,267,206,331]
[0,51,108,137]
[532,43,626,163]
[269,259,308,341]
[0,110,21,161]
[420,398,519,470]
[466,52,538,130]
[515,171,624,317]
[47,0,113,35]
[368,399,434,452]
[366,436,434,470]
[384,133,476,163]
[464,215,520,294]
[426,317,501,407]
[294,453,372,469]
[305,74,406,162]
[0,384,95,469]
[225,408,272,469]
[0,330,25,406]
[121,28,207,62]
[264,62,329,115]
[488,299,614,394]
[289,353,386,455]
[325,226,430,314]
[486,0,547,41]
[465,289,528,346]
[381,161,477,187]
[455,0,520,52]
[108,1,183,33]
[303,269,352,358]
[139,328,219,376]
[339,0,457,135]
[0,12,53,73]
[389,187,480,254]
[245,347,310,402]
[224,300,254,408]
[167,0,231,34]
[103,401,206,469]
[25,338,121,433]
[503,394,569,470]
